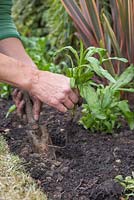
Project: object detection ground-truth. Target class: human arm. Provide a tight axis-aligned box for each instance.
[0,0,78,113]
[0,52,78,112]
[0,38,78,116]
[0,0,41,119]
[0,37,36,68]
[0,52,33,89]
[0,37,41,120]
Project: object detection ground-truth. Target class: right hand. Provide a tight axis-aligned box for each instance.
[30,70,79,112]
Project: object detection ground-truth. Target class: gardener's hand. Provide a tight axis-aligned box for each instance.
[12,89,42,121]
[30,70,79,112]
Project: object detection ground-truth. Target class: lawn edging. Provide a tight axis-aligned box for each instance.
[0,136,47,200]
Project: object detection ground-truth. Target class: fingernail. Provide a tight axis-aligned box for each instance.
[34,115,39,121]
[64,108,67,113]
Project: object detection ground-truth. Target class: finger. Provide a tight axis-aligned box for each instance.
[33,99,42,121]
[56,103,67,113]
[12,88,19,102]
[69,89,79,104]
[12,88,18,97]
[17,100,25,117]
[14,91,23,107]
[16,91,23,102]
[63,97,74,110]
[48,98,67,113]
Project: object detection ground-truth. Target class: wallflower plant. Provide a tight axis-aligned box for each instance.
[56,42,134,133]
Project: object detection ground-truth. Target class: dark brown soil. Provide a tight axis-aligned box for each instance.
[1,98,134,200]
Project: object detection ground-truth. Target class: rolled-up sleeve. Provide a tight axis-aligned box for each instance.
[0,0,20,40]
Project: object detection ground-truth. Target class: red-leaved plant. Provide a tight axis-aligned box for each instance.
[61,0,134,75]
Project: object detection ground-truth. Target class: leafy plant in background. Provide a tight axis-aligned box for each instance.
[115,174,134,200]
[12,0,49,36]
[13,0,75,49]
[21,36,62,73]
[56,43,134,133]
[61,0,134,75]
[45,0,75,48]
[22,36,50,70]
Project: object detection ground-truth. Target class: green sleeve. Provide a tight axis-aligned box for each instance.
[0,0,20,40]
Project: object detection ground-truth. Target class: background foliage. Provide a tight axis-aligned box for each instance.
[12,0,48,37]
[12,0,75,48]
[61,0,134,75]
[45,0,75,48]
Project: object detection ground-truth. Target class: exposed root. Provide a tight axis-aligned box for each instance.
[24,92,56,159]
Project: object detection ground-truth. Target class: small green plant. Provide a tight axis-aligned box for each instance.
[6,104,16,118]
[0,83,12,99]
[79,64,134,133]
[57,43,134,133]
[115,174,134,200]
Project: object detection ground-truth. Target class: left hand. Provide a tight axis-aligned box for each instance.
[12,88,42,121]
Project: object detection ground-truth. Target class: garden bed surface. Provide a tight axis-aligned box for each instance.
[0,98,134,200]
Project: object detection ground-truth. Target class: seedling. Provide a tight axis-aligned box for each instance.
[0,83,12,99]
[6,104,16,118]
[115,174,134,200]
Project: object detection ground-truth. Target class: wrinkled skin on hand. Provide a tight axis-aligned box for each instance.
[30,71,79,113]
[12,71,79,119]
[12,88,42,121]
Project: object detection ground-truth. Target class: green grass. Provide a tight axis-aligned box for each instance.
[0,136,47,200]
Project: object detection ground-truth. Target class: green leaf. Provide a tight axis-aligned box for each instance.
[77,71,94,84]
[55,46,79,63]
[118,88,134,93]
[79,40,85,65]
[94,112,106,120]
[86,46,107,58]
[86,57,116,83]
[112,64,134,90]
[65,54,74,69]
[100,68,116,83]
[102,57,128,63]
[115,175,124,181]
[79,84,99,109]
[79,113,93,129]
[70,78,76,88]
[118,101,134,130]
[101,87,113,108]
[6,105,16,118]
[64,67,73,78]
